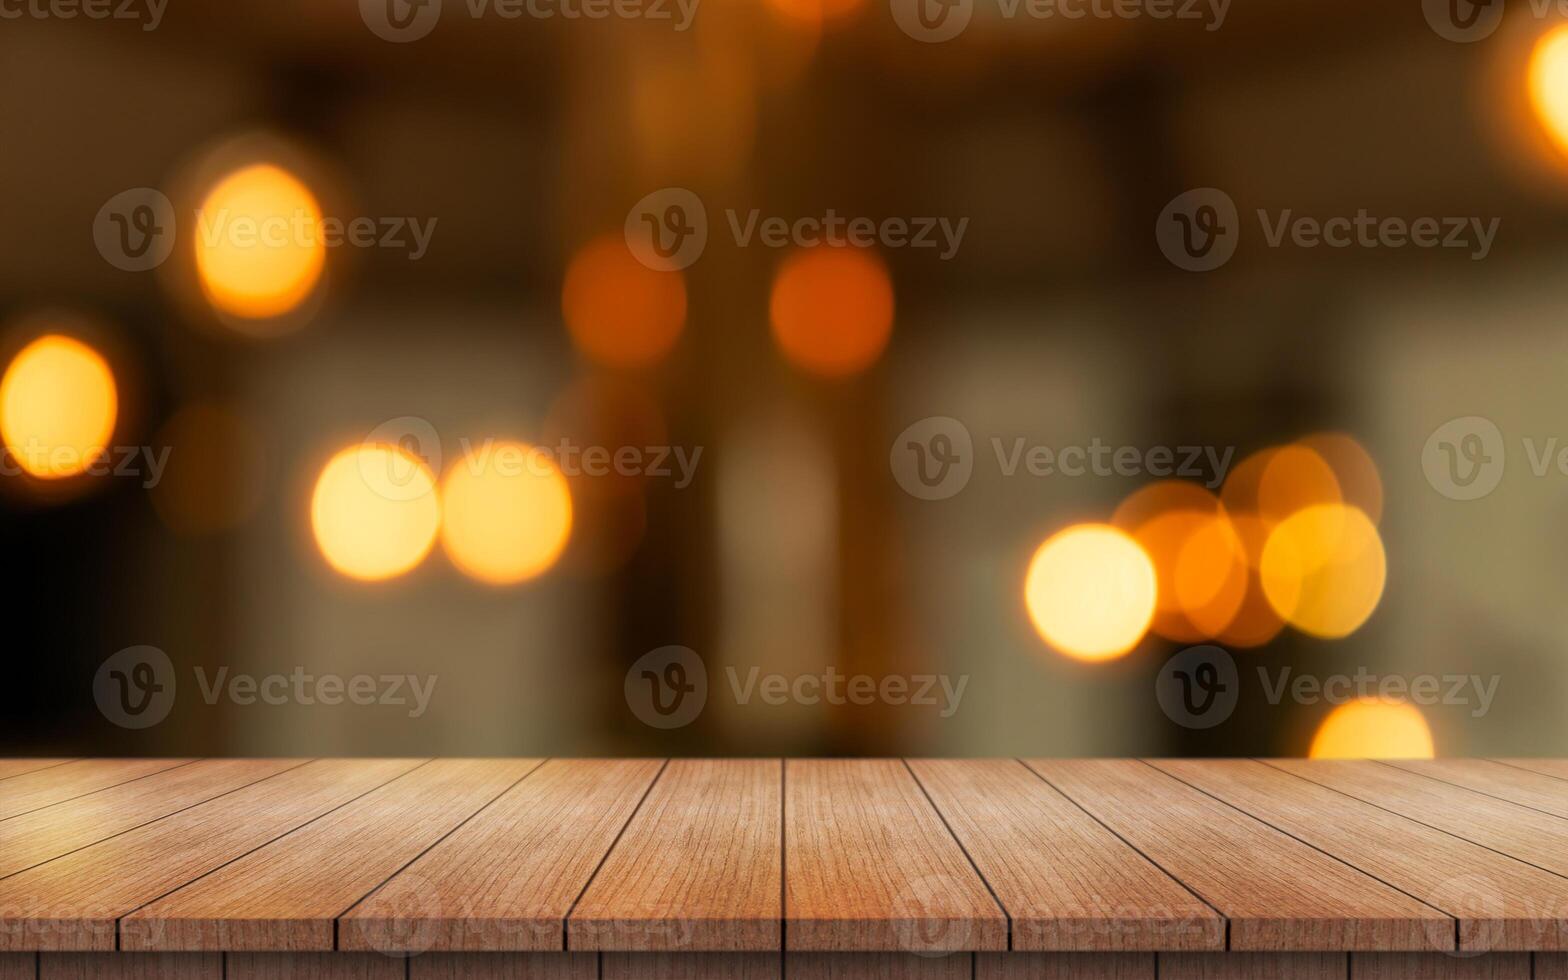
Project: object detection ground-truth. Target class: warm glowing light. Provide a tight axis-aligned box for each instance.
[1261,504,1386,639]
[440,441,573,585]
[1530,25,1568,158]
[1215,512,1287,648]
[765,0,865,26]
[310,444,440,582]
[1024,524,1157,662]
[195,163,326,320]
[1258,444,1342,526]
[770,246,894,379]
[562,235,686,370]
[0,335,117,479]
[1310,699,1435,759]
[1113,482,1243,642]
[1300,432,1384,524]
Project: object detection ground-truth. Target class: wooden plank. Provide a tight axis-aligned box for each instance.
[0,759,308,879]
[570,759,780,952]
[603,952,780,979]
[123,759,542,951]
[788,953,969,979]
[340,759,664,952]
[1382,760,1568,819]
[1157,954,1346,979]
[0,954,32,980]
[0,761,75,782]
[1266,760,1568,880]
[1025,760,1451,951]
[1540,952,1568,978]
[909,759,1221,951]
[1495,759,1568,781]
[0,759,422,952]
[0,760,194,821]
[1350,953,1529,979]
[224,953,401,979]
[784,759,1005,953]
[977,952,1154,978]
[38,953,218,979]
[409,952,597,979]
[1151,759,1568,951]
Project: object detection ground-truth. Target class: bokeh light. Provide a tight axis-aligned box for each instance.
[194,163,327,321]
[764,0,866,27]
[770,246,894,379]
[1214,512,1287,648]
[440,441,573,586]
[1257,444,1342,527]
[0,335,118,480]
[1113,482,1243,642]
[1024,523,1156,662]
[1529,24,1568,159]
[1309,699,1435,759]
[1260,504,1386,638]
[310,444,440,582]
[1299,432,1383,524]
[562,235,687,370]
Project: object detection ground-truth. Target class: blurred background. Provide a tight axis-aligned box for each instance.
[2,0,1565,760]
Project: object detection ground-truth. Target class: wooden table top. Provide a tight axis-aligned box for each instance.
[1,758,1567,957]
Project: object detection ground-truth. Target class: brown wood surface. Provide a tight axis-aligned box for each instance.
[1539,952,1568,978]
[1026,760,1451,951]
[38,953,219,979]
[0,762,75,782]
[0,759,308,880]
[1156,954,1347,979]
[602,952,781,979]
[0,954,32,980]
[408,952,597,979]
[910,759,1221,951]
[122,759,542,951]
[1267,759,1568,879]
[977,952,1154,978]
[339,759,664,952]
[784,759,1006,953]
[1495,759,1568,781]
[1152,759,1568,951]
[570,759,780,952]
[0,759,421,952]
[788,953,969,979]
[0,760,193,822]
[224,953,401,979]
[1349,953,1530,979]
[1383,760,1568,819]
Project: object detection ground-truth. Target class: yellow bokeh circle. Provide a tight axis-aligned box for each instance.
[310,444,440,582]
[1024,523,1157,662]
[440,441,573,585]
[1309,699,1435,759]
[194,163,327,320]
[0,335,118,479]
[1260,504,1386,639]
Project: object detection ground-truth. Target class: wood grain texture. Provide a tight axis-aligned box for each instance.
[340,759,664,952]
[122,759,541,951]
[38,953,219,979]
[0,761,74,782]
[0,759,421,952]
[602,952,780,979]
[1349,953,1529,979]
[1026,760,1450,951]
[409,952,597,979]
[570,759,780,952]
[224,953,401,979]
[0,759,308,880]
[1495,759,1568,781]
[0,954,32,980]
[1157,954,1347,979]
[977,952,1154,978]
[1539,953,1568,978]
[785,760,1006,953]
[1152,759,1568,951]
[0,760,193,821]
[910,760,1221,951]
[787,953,968,979]
[1267,760,1568,880]
[1383,760,1568,819]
